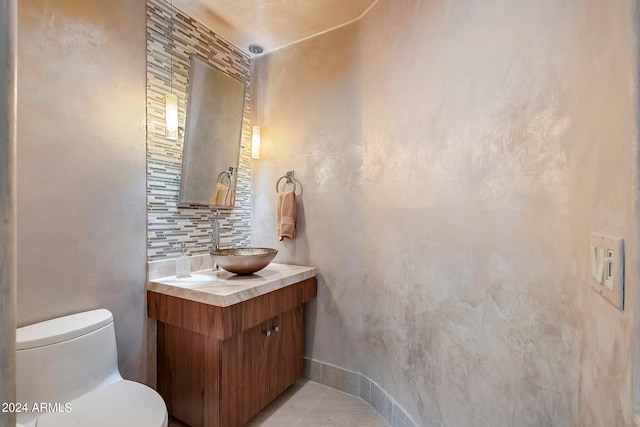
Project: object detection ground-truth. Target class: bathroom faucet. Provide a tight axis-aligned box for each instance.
[209,211,229,270]
[210,212,221,252]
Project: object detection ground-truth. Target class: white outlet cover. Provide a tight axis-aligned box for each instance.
[589,232,624,310]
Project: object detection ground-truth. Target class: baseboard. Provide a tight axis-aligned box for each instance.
[303,357,418,427]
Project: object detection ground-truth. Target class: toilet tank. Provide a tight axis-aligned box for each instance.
[16,309,123,408]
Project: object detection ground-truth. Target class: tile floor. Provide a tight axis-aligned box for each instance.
[168,379,389,426]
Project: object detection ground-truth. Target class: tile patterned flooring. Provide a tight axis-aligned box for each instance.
[168,379,389,426]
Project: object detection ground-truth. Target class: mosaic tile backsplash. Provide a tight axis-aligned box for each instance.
[146,0,252,260]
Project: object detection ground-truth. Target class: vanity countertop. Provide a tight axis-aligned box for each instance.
[147,263,317,307]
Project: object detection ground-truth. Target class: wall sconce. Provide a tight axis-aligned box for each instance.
[165,93,178,140]
[249,44,264,160]
[252,125,261,159]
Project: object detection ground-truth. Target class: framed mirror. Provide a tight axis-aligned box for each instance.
[178,55,246,208]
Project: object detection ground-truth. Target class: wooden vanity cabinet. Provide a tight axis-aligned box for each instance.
[147,277,316,427]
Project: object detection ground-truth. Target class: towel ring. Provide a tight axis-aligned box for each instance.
[217,167,234,184]
[276,170,298,194]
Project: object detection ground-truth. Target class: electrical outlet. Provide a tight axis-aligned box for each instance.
[589,232,624,310]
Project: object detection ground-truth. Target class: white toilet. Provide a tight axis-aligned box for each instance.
[16,309,168,427]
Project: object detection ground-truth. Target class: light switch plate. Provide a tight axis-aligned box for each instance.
[590,232,624,310]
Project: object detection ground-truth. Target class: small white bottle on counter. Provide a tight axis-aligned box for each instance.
[176,243,191,278]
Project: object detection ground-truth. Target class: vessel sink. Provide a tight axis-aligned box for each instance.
[212,247,278,275]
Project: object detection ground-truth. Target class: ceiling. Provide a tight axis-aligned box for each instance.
[173,0,378,54]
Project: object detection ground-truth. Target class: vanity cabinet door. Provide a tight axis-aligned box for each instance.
[241,319,272,421]
[220,307,304,425]
[220,319,271,427]
[268,306,304,401]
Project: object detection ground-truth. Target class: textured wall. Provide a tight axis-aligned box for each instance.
[253,22,364,366]
[146,0,252,262]
[0,0,17,424]
[17,0,151,384]
[253,0,639,425]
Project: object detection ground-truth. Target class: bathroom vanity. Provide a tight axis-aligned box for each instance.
[147,263,317,427]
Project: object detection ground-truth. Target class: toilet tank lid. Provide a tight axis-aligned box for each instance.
[16,309,113,350]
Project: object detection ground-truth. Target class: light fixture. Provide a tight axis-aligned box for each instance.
[249,44,264,159]
[248,44,264,55]
[165,93,178,140]
[165,0,178,140]
[251,125,261,159]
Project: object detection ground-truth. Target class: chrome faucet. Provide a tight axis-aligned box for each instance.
[209,211,220,270]
[210,211,220,252]
[209,211,229,270]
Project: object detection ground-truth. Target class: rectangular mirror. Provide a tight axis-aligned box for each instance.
[178,54,246,208]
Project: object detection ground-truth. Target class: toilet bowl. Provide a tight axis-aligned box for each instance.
[16,309,167,427]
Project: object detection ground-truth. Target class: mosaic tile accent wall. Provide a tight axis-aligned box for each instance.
[146,0,252,260]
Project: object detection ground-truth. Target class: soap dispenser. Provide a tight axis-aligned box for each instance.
[176,243,191,278]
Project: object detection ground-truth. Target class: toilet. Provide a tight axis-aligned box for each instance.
[16,309,168,427]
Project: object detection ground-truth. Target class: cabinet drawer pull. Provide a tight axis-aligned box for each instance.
[274,325,279,333]
[265,330,272,337]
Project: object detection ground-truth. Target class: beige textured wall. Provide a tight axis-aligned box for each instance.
[253,0,639,425]
[17,0,150,384]
[253,22,364,366]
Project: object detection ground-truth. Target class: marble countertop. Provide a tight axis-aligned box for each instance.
[147,263,317,307]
